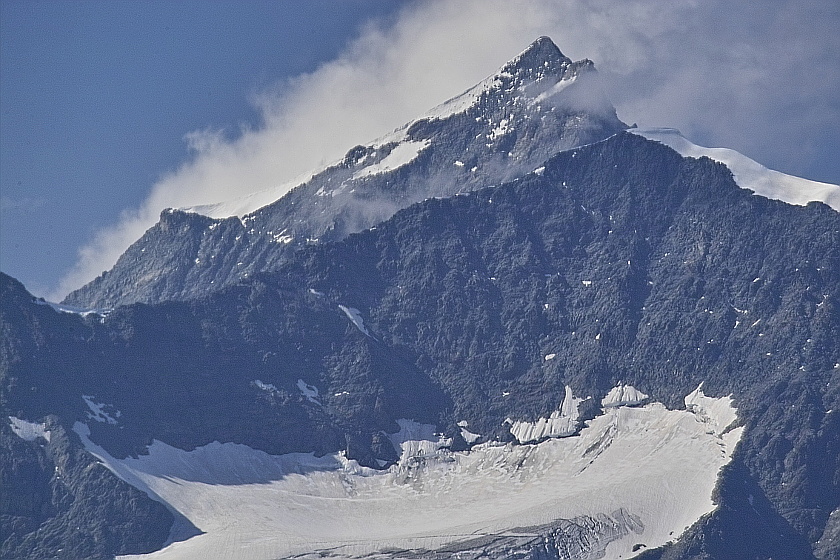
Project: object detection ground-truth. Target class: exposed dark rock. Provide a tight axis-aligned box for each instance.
[63,37,626,309]
[3,131,839,558]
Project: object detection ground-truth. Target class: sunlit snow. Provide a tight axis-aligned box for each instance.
[69,388,743,560]
[508,386,583,443]
[421,73,504,121]
[630,128,840,211]
[456,420,481,444]
[8,416,50,443]
[352,140,430,179]
[533,74,577,104]
[182,168,323,219]
[602,384,649,408]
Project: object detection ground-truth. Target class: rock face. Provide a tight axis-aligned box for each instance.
[63,37,626,309]
[1,277,176,560]
[3,130,839,558]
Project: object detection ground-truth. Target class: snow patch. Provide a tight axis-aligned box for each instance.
[183,167,323,219]
[684,383,738,433]
[458,423,481,444]
[422,73,503,121]
[252,380,277,393]
[630,128,840,211]
[460,428,480,444]
[8,416,50,443]
[488,118,510,141]
[296,379,320,405]
[533,74,577,103]
[82,395,120,424]
[338,305,371,337]
[270,231,293,244]
[388,419,451,466]
[35,299,110,318]
[353,140,430,179]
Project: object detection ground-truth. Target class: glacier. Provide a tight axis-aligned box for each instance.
[71,387,742,560]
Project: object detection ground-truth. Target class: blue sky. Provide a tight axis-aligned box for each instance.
[1,0,838,299]
[0,0,411,296]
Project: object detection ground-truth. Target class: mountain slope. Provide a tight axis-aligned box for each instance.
[4,132,839,559]
[630,127,840,211]
[62,37,626,309]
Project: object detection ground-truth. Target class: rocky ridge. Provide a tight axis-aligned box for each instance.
[63,37,625,309]
[3,130,839,558]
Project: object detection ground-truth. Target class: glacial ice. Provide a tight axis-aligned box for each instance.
[67,387,745,560]
[508,386,583,443]
[602,384,649,408]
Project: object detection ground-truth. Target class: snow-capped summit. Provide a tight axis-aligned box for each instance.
[508,35,572,75]
[6,34,840,560]
[187,35,612,220]
[65,37,626,308]
[419,35,596,122]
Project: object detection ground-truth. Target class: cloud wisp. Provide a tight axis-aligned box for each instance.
[53,0,840,301]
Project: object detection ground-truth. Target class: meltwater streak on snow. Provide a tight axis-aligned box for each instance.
[34,298,110,318]
[96,389,742,560]
[8,416,50,443]
[630,128,840,211]
[296,379,321,404]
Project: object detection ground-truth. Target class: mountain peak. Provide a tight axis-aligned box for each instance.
[520,36,566,61]
[502,36,574,78]
[63,37,626,309]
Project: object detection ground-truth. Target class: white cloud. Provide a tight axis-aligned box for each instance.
[53,0,840,300]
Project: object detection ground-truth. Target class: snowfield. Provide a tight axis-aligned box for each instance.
[71,386,743,560]
[352,140,430,179]
[630,128,840,211]
[8,416,51,443]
